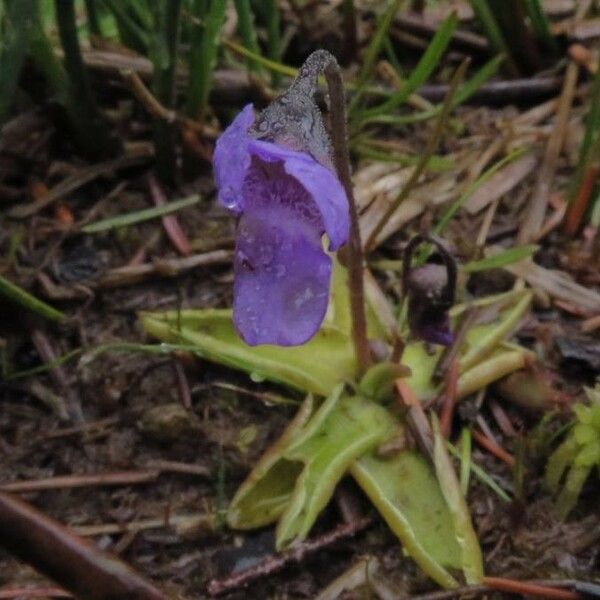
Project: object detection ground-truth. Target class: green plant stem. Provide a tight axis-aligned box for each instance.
[102,0,150,52]
[348,0,403,116]
[29,5,92,150]
[233,0,262,73]
[364,59,469,252]
[151,0,182,183]
[54,0,117,158]
[265,0,281,86]
[186,0,227,119]
[84,0,102,36]
[470,0,518,76]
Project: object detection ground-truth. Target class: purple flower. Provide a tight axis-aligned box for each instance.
[406,263,454,346]
[403,236,457,347]
[213,104,350,346]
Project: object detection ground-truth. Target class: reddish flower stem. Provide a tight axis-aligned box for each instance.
[472,429,515,468]
[324,60,371,376]
[483,576,579,600]
[563,163,600,236]
[295,51,371,375]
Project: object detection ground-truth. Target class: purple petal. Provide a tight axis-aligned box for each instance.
[247,139,349,250]
[411,312,454,346]
[233,208,331,346]
[213,104,255,213]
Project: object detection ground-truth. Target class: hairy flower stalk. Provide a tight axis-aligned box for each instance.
[213,50,370,373]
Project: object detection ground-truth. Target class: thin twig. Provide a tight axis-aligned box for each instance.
[147,174,192,256]
[0,470,160,493]
[122,69,218,138]
[92,250,232,289]
[0,491,169,600]
[30,329,84,424]
[207,517,371,596]
[517,61,579,243]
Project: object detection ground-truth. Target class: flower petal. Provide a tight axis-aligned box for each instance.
[409,308,454,346]
[247,139,349,250]
[213,104,255,213]
[233,207,332,346]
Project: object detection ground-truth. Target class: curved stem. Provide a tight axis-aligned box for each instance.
[323,59,371,376]
[290,50,371,375]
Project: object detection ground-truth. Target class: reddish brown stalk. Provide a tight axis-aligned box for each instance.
[412,579,581,599]
[147,174,192,256]
[0,491,169,600]
[438,360,459,438]
[471,429,515,468]
[319,53,371,375]
[483,576,579,600]
[563,163,600,235]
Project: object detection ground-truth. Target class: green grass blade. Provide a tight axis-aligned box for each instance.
[0,275,65,323]
[101,0,151,52]
[462,246,538,273]
[523,0,556,49]
[469,0,516,74]
[348,0,404,115]
[0,0,36,125]
[150,0,182,182]
[447,441,511,503]
[265,0,281,86]
[359,12,457,120]
[82,194,201,232]
[55,0,118,158]
[186,0,227,119]
[127,0,153,31]
[233,0,263,73]
[459,428,472,496]
[365,59,469,251]
[224,39,296,77]
[433,146,525,235]
[84,0,102,36]
[362,54,504,127]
